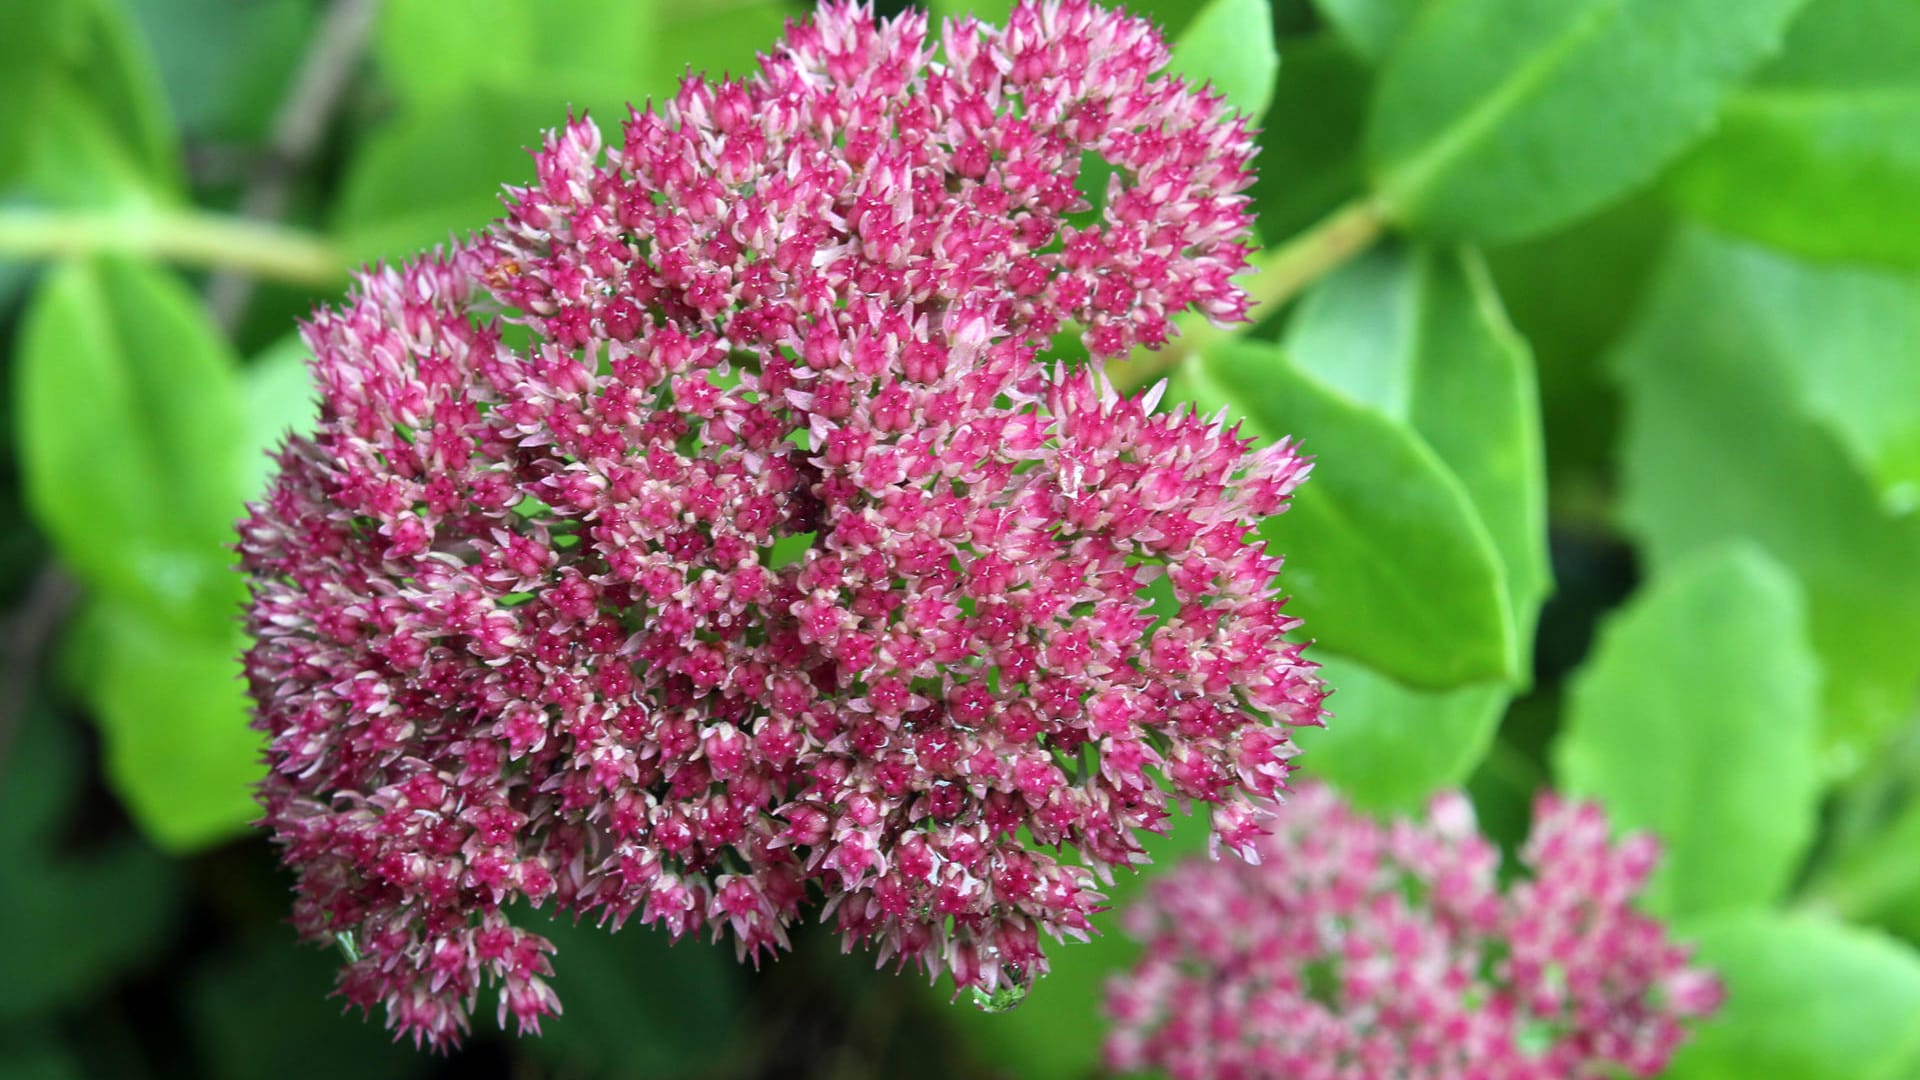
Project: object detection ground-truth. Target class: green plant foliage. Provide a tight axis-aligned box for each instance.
[17,257,246,626]
[1292,653,1508,811]
[1554,543,1823,919]
[376,0,659,118]
[1248,33,1370,243]
[526,913,753,1078]
[1310,0,1425,63]
[1169,0,1279,121]
[1186,339,1516,690]
[1367,0,1808,242]
[1667,913,1920,1080]
[1613,227,1920,763]
[1667,0,1920,271]
[1283,245,1550,657]
[0,708,182,1022]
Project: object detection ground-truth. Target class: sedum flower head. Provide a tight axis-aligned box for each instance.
[240,0,1323,1049]
[1104,783,1724,1080]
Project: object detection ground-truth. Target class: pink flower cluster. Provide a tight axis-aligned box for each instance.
[1104,784,1723,1080]
[240,0,1324,1049]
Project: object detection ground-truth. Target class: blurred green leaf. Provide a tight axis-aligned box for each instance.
[1249,33,1370,243]
[241,334,318,499]
[128,0,313,144]
[0,707,183,1021]
[376,0,657,118]
[1170,0,1279,121]
[1311,0,1426,63]
[12,82,167,212]
[0,1036,84,1080]
[0,2,78,188]
[16,257,246,627]
[1613,227,1920,761]
[1667,913,1920,1080]
[333,92,558,264]
[1185,339,1515,689]
[189,934,424,1080]
[1284,245,1550,667]
[1818,793,1920,941]
[81,600,260,851]
[1667,0,1920,270]
[1483,193,1670,492]
[75,0,181,188]
[1554,543,1822,919]
[1292,653,1508,811]
[1367,0,1808,242]
[525,913,750,1078]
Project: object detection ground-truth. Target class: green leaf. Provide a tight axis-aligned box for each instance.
[1667,913,1920,1080]
[241,334,318,499]
[81,601,260,851]
[13,82,167,211]
[1483,193,1671,492]
[1666,0,1920,270]
[525,912,750,1078]
[1612,227,1920,760]
[16,257,247,628]
[0,2,74,188]
[1284,244,1550,669]
[128,0,313,144]
[1185,339,1515,689]
[0,707,183,1021]
[1553,543,1822,919]
[1294,652,1509,811]
[74,0,181,187]
[1170,0,1279,121]
[1311,0,1426,63]
[1367,0,1808,242]
[1817,794,1920,941]
[333,92,558,263]
[1248,33,1371,242]
[189,934,427,1080]
[375,0,656,118]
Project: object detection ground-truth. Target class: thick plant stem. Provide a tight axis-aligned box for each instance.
[1108,194,1388,394]
[0,207,346,287]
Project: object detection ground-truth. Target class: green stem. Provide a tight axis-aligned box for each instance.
[1109,194,1388,394]
[0,207,346,287]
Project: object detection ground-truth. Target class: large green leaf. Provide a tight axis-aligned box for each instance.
[1293,652,1509,811]
[1367,0,1808,242]
[0,707,182,1022]
[1311,0,1426,63]
[1553,544,1822,919]
[128,0,313,144]
[1170,0,1279,121]
[81,601,261,851]
[1667,913,1920,1080]
[376,0,657,117]
[333,92,558,263]
[525,913,752,1079]
[1248,33,1371,245]
[1284,244,1550,667]
[16,257,246,628]
[1817,793,1920,942]
[1667,0,1920,270]
[1612,227,1920,760]
[241,334,318,499]
[1185,339,1515,689]
[189,935,428,1080]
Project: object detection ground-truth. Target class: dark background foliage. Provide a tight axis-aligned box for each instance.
[2,0,1919,1077]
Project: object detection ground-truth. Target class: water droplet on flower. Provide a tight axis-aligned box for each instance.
[969,965,1032,1014]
